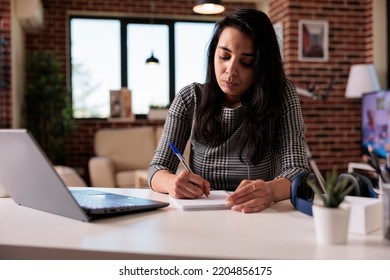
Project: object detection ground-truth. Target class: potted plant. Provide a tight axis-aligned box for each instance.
[23,51,75,164]
[307,167,355,244]
[148,104,169,120]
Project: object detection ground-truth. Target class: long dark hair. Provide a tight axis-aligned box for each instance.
[193,9,286,165]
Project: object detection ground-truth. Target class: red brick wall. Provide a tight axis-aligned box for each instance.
[0,0,11,128]
[19,0,376,182]
[270,0,374,172]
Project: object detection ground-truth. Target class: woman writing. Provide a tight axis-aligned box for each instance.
[147,9,309,213]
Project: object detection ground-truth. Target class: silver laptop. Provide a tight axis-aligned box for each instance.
[0,129,169,222]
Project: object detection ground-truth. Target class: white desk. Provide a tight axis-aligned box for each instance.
[0,188,389,260]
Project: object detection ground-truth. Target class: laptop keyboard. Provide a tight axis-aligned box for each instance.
[72,192,137,210]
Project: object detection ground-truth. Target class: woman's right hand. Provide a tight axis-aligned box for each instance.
[151,169,210,199]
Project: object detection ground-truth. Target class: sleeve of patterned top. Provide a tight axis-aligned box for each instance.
[147,83,197,187]
[275,80,310,181]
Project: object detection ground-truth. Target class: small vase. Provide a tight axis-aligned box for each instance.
[312,203,350,245]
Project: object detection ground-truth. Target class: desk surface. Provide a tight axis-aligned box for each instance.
[0,188,389,260]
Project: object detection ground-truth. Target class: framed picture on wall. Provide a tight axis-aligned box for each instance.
[298,20,329,62]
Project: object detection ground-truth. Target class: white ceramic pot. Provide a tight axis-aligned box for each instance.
[312,203,350,245]
[148,109,168,120]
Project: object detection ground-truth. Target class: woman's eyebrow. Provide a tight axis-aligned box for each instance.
[218,46,255,57]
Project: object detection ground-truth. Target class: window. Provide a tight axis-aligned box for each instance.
[174,22,214,94]
[128,24,169,114]
[70,19,121,118]
[70,17,215,118]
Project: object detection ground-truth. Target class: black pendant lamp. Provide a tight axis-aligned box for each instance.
[193,0,225,15]
[146,51,159,65]
[146,0,160,65]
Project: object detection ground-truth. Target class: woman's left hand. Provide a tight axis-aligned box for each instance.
[225,179,274,213]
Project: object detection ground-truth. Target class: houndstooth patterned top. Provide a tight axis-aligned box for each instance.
[147,81,310,191]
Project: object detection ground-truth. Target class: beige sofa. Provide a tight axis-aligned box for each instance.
[54,165,87,187]
[88,126,163,188]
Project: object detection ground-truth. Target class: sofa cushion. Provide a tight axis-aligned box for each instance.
[94,127,157,171]
[116,170,136,188]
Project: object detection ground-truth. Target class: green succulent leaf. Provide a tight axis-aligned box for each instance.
[306,167,355,208]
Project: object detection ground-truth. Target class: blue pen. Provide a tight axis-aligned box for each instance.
[169,141,208,197]
[169,141,193,173]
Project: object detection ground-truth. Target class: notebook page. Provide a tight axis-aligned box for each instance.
[170,191,230,211]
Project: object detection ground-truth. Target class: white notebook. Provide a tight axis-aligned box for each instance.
[170,191,230,211]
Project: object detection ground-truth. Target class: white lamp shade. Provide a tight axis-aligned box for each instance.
[345,64,380,98]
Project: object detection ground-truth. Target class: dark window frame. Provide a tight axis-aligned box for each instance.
[68,15,215,119]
